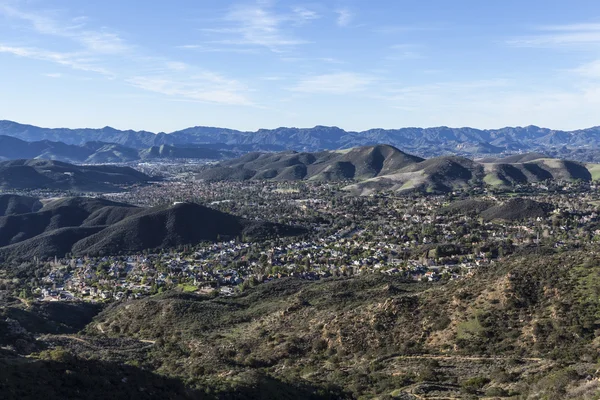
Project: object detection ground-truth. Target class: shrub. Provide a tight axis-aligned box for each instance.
[461,376,491,394]
[485,386,509,397]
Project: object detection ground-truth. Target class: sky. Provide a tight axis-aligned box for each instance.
[1,0,600,133]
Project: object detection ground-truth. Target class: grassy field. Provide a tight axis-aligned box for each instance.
[273,188,300,194]
[586,163,600,181]
[483,173,504,187]
[178,284,198,293]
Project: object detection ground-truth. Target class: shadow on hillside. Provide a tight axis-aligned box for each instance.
[0,356,347,400]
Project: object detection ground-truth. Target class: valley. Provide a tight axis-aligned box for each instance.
[2,158,600,398]
[4,1,600,397]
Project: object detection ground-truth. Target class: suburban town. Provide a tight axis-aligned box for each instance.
[16,177,600,304]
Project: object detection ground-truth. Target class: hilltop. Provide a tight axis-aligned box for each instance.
[197,146,599,194]
[0,159,152,192]
[0,196,304,262]
[197,145,423,182]
[71,202,304,257]
[348,153,597,194]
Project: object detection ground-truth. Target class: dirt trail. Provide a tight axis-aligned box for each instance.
[388,354,545,363]
[38,334,155,351]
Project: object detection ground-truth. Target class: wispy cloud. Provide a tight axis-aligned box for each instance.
[0,44,114,76]
[573,59,600,78]
[0,4,129,54]
[0,3,254,106]
[320,57,345,64]
[43,72,63,78]
[508,23,600,48]
[336,8,354,27]
[176,44,259,54]
[199,2,316,52]
[127,73,252,105]
[386,44,423,60]
[0,3,129,78]
[290,72,375,94]
[165,61,188,71]
[292,6,320,23]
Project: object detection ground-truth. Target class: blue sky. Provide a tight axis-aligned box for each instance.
[1,0,600,132]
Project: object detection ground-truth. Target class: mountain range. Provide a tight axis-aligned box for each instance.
[0,159,152,192]
[0,135,235,164]
[2,120,600,159]
[197,145,600,194]
[0,196,304,262]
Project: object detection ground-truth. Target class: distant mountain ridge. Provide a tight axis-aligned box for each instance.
[2,120,600,158]
[0,135,235,164]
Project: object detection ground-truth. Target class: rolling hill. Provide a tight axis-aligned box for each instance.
[0,159,152,192]
[0,196,304,262]
[197,145,423,182]
[198,146,600,194]
[349,154,597,194]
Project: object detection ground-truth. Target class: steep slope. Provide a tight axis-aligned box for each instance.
[0,159,152,192]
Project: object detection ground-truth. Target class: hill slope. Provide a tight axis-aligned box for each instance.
[0,159,152,192]
[198,147,599,194]
[197,145,423,182]
[0,197,304,261]
[82,247,600,398]
[0,195,42,216]
[71,202,304,257]
[347,155,597,194]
